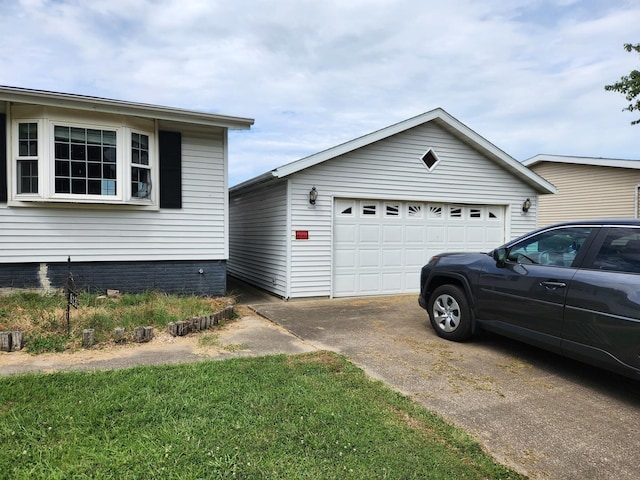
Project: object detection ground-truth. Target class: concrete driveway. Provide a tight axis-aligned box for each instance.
[252,294,640,480]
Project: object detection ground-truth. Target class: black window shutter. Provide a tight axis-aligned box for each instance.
[159,130,182,209]
[0,114,7,202]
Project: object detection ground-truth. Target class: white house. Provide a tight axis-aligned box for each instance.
[0,86,253,295]
[229,108,555,299]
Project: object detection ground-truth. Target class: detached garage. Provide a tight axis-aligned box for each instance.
[229,109,555,299]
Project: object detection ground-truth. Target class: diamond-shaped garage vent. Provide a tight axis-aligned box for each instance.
[421,149,440,170]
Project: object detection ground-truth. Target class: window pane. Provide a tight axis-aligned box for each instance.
[55,142,70,159]
[18,123,29,139]
[55,126,70,142]
[87,129,102,145]
[131,132,149,166]
[103,131,116,146]
[18,123,38,157]
[103,164,116,179]
[102,180,116,195]
[17,160,38,194]
[88,180,102,195]
[19,142,29,157]
[71,144,86,161]
[87,145,101,161]
[55,160,70,177]
[88,162,101,178]
[71,127,86,143]
[71,179,86,194]
[131,167,151,198]
[71,162,86,178]
[56,177,70,193]
[54,126,118,196]
[103,147,116,163]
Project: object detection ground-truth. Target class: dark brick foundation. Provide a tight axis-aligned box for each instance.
[0,260,227,296]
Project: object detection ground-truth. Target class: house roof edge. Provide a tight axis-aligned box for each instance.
[0,85,254,130]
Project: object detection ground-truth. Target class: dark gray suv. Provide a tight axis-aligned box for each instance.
[418,219,640,379]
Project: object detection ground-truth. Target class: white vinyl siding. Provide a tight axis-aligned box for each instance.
[0,124,228,262]
[285,122,536,298]
[530,162,640,227]
[228,180,289,297]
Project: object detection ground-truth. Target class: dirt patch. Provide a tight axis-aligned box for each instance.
[0,316,248,375]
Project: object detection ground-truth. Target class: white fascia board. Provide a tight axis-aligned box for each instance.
[0,85,254,130]
[524,154,640,170]
[229,171,278,193]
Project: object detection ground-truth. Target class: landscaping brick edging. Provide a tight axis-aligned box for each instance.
[0,331,24,352]
[1,305,235,351]
[167,305,234,337]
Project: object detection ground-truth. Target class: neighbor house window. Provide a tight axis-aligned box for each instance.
[12,110,156,206]
[17,122,39,194]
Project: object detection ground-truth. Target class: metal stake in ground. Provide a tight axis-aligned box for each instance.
[64,256,78,336]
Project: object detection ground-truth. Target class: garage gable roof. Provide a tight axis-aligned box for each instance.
[233,108,555,193]
[524,154,640,170]
[0,85,254,130]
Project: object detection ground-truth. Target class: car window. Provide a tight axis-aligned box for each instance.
[592,228,640,274]
[507,227,592,266]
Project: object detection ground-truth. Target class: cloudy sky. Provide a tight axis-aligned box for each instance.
[1,0,638,186]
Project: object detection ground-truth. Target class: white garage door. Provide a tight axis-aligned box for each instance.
[333,199,505,297]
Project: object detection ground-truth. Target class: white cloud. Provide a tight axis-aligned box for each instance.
[1,0,638,185]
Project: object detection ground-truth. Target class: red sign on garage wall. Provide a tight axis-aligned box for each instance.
[295,230,309,240]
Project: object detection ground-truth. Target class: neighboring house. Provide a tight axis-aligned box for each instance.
[523,154,640,227]
[229,108,555,299]
[0,86,253,295]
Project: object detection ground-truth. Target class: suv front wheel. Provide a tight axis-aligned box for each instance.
[428,285,472,341]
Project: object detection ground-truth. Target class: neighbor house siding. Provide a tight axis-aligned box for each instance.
[530,162,640,226]
[228,180,289,297]
[285,122,537,298]
[0,123,228,263]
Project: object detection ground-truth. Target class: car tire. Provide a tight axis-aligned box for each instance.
[428,285,472,341]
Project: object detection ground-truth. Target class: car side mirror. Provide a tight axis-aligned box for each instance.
[494,247,507,268]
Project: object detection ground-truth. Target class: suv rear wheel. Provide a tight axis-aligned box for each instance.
[428,285,472,341]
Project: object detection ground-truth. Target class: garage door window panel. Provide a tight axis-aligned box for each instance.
[428,205,443,219]
[407,204,423,218]
[361,203,378,217]
[336,199,354,216]
[449,206,463,219]
[385,203,400,217]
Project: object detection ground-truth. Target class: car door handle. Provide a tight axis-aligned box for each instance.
[540,281,567,290]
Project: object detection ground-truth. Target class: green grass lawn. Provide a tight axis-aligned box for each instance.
[0,351,524,479]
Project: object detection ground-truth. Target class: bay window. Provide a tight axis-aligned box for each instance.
[12,109,157,206]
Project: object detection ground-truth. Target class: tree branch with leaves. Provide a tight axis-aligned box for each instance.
[605,43,640,125]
